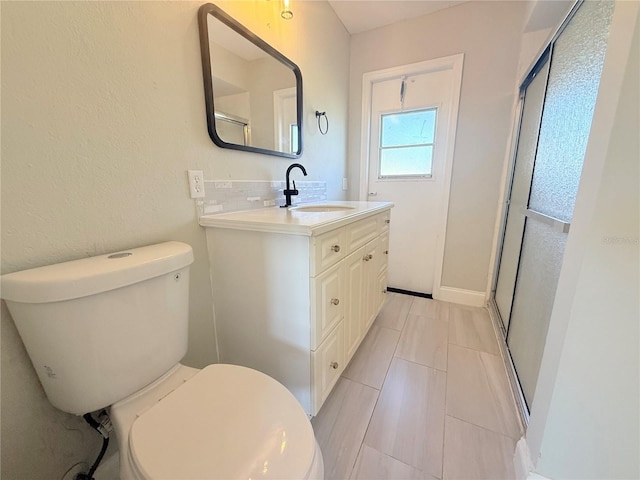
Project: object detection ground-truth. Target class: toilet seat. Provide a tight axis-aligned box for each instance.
[128,364,317,479]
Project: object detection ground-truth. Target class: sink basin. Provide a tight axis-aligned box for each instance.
[290,205,356,213]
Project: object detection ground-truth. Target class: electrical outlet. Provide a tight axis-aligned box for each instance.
[187,170,205,198]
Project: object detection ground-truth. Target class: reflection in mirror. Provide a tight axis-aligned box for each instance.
[198,3,303,158]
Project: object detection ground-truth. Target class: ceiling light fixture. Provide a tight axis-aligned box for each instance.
[281,0,293,19]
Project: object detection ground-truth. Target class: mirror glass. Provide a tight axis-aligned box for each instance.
[198,4,303,158]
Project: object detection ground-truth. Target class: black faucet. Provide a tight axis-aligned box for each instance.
[282,163,308,207]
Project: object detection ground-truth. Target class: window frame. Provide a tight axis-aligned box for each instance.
[377,107,438,180]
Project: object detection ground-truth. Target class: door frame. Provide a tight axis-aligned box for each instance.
[273,87,297,153]
[358,54,464,298]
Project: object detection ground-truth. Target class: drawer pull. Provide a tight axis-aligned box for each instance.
[384,250,389,255]
[385,219,390,224]
[330,361,339,370]
[363,254,373,261]
[330,298,340,306]
[331,244,341,253]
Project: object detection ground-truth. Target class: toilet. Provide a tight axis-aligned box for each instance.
[1,241,324,479]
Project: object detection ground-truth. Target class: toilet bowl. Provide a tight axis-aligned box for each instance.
[111,363,324,480]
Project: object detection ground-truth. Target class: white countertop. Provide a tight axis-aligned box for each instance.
[199,201,394,236]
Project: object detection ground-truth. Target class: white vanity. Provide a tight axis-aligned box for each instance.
[200,201,393,416]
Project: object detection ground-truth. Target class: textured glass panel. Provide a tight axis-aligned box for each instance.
[529,0,614,222]
[495,58,550,328]
[381,109,436,147]
[507,220,567,407]
[380,146,433,177]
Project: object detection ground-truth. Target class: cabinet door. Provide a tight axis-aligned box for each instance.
[312,322,344,415]
[345,246,366,360]
[378,232,389,276]
[363,241,379,329]
[376,271,388,315]
[311,262,345,349]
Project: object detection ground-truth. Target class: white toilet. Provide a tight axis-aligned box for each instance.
[1,241,324,479]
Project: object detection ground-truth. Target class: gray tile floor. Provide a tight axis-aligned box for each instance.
[312,293,523,480]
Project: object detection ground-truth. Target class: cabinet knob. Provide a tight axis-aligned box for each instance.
[330,361,339,370]
[385,219,390,224]
[331,298,340,306]
[331,244,341,253]
[363,254,373,261]
[384,250,389,255]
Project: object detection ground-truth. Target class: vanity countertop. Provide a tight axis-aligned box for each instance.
[199,201,393,236]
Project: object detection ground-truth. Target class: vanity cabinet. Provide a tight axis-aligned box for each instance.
[202,203,391,416]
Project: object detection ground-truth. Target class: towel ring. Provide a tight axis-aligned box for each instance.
[315,111,328,135]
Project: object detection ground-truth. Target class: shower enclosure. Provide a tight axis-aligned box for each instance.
[491,0,614,415]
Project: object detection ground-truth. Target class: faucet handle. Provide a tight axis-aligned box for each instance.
[285,180,299,196]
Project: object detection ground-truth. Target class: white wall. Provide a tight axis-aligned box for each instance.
[526,3,640,478]
[347,1,528,293]
[0,1,350,478]
[515,0,573,84]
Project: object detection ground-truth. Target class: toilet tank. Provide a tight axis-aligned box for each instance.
[1,241,194,415]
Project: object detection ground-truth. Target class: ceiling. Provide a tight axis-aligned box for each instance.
[327,0,468,34]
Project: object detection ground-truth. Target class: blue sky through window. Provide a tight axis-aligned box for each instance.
[379,108,436,177]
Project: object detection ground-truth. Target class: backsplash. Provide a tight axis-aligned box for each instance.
[197,180,327,216]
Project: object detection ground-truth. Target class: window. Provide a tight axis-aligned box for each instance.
[290,124,299,154]
[379,108,437,178]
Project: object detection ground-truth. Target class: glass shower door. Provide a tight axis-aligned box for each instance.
[494,0,614,409]
[494,57,550,331]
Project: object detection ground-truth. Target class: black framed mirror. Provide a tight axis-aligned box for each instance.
[198,3,303,158]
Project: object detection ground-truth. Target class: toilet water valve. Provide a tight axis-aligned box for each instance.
[96,412,113,439]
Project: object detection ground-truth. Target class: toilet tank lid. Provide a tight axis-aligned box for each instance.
[1,241,194,304]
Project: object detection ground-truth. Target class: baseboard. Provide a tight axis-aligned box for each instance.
[514,437,533,480]
[513,437,552,480]
[434,286,486,307]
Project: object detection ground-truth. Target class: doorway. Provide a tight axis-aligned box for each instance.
[360,55,463,296]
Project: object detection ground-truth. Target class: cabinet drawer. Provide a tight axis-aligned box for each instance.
[310,262,345,349]
[346,216,379,252]
[312,322,344,415]
[379,210,391,232]
[311,228,347,276]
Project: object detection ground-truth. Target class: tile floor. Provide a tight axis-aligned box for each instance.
[312,293,524,480]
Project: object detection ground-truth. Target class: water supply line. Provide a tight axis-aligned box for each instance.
[76,411,112,480]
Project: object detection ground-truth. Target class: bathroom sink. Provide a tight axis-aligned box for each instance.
[289,205,356,213]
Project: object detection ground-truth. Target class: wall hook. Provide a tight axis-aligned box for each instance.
[315,111,328,135]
